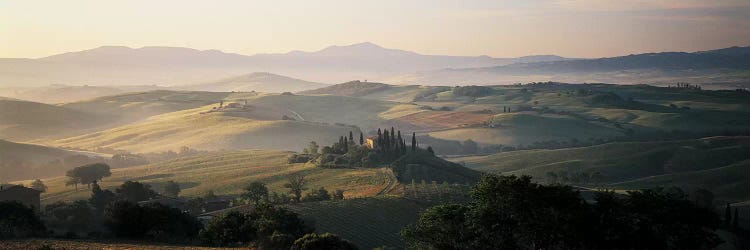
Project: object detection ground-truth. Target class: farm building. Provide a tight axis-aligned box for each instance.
[0,184,42,212]
[365,136,377,149]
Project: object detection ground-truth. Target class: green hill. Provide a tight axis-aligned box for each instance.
[455,136,750,201]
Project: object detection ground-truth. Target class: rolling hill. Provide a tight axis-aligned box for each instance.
[183,72,328,93]
[0,85,165,104]
[454,136,750,201]
[50,102,360,153]
[0,99,114,141]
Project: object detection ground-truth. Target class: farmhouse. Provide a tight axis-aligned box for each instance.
[0,184,41,212]
[365,136,377,149]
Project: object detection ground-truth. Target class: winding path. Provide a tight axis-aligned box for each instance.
[376,168,397,195]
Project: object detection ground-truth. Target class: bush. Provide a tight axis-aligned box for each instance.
[0,201,46,239]
[292,233,359,250]
[104,200,202,241]
[201,204,312,248]
[200,211,256,246]
[302,187,331,202]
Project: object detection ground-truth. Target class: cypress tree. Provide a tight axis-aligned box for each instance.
[377,129,383,150]
[390,127,396,146]
[349,131,354,142]
[725,203,732,228]
[411,132,417,151]
[384,130,390,151]
[344,137,348,153]
[359,132,364,145]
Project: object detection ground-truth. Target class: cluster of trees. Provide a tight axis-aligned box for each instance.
[402,174,723,250]
[668,83,703,90]
[242,177,344,205]
[294,128,424,169]
[65,163,112,190]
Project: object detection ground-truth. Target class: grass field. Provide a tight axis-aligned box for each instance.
[50,104,358,153]
[33,150,391,204]
[454,136,750,201]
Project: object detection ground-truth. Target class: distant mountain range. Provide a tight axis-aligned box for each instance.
[1,43,748,88]
[393,46,750,87]
[0,42,572,86]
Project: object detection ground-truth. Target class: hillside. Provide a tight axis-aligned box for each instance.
[391,151,482,184]
[33,150,391,204]
[0,99,113,141]
[50,102,360,153]
[184,72,327,93]
[0,85,165,104]
[0,140,104,165]
[0,140,109,182]
[454,136,750,201]
[393,46,750,87]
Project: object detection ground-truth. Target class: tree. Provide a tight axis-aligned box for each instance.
[349,131,354,142]
[401,204,471,250]
[402,174,721,250]
[304,141,319,155]
[243,181,269,204]
[29,179,47,193]
[201,204,311,248]
[411,133,417,151]
[285,174,307,202]
[292,233,359,250]
[105,200,202,240]
[302,187,331,202]
[115,181,158,202]
[0,201,46,239]
[691,188,714,209]
[427,146,435,155]
[65,163,112,189]
[163,180,181,198]
[65,177,79,191]
[359,132,364,145]
[89,181,115,211]
[200,211,256,246]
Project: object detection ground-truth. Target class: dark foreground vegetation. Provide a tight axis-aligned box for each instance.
[4,173,746,249]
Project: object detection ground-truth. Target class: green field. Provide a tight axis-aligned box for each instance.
[454,136,750,201]
[31,150,391,204]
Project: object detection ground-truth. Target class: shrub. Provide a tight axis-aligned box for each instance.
[0,201,46,239]
[292,233,359,250]
[104,200,202,241]
[201,204,312,248]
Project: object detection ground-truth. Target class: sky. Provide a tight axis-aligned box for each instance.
[1,0,749,59]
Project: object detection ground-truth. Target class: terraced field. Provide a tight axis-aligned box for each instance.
[34,150,390,204]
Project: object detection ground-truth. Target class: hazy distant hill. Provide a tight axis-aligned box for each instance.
[0,99,113,141]
[0,42,571,86]
[0,85,166,104]
[183,72,328,93]
[397,46,750,87]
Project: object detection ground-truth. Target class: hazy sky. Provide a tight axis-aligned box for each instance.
[2,0,749,58]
